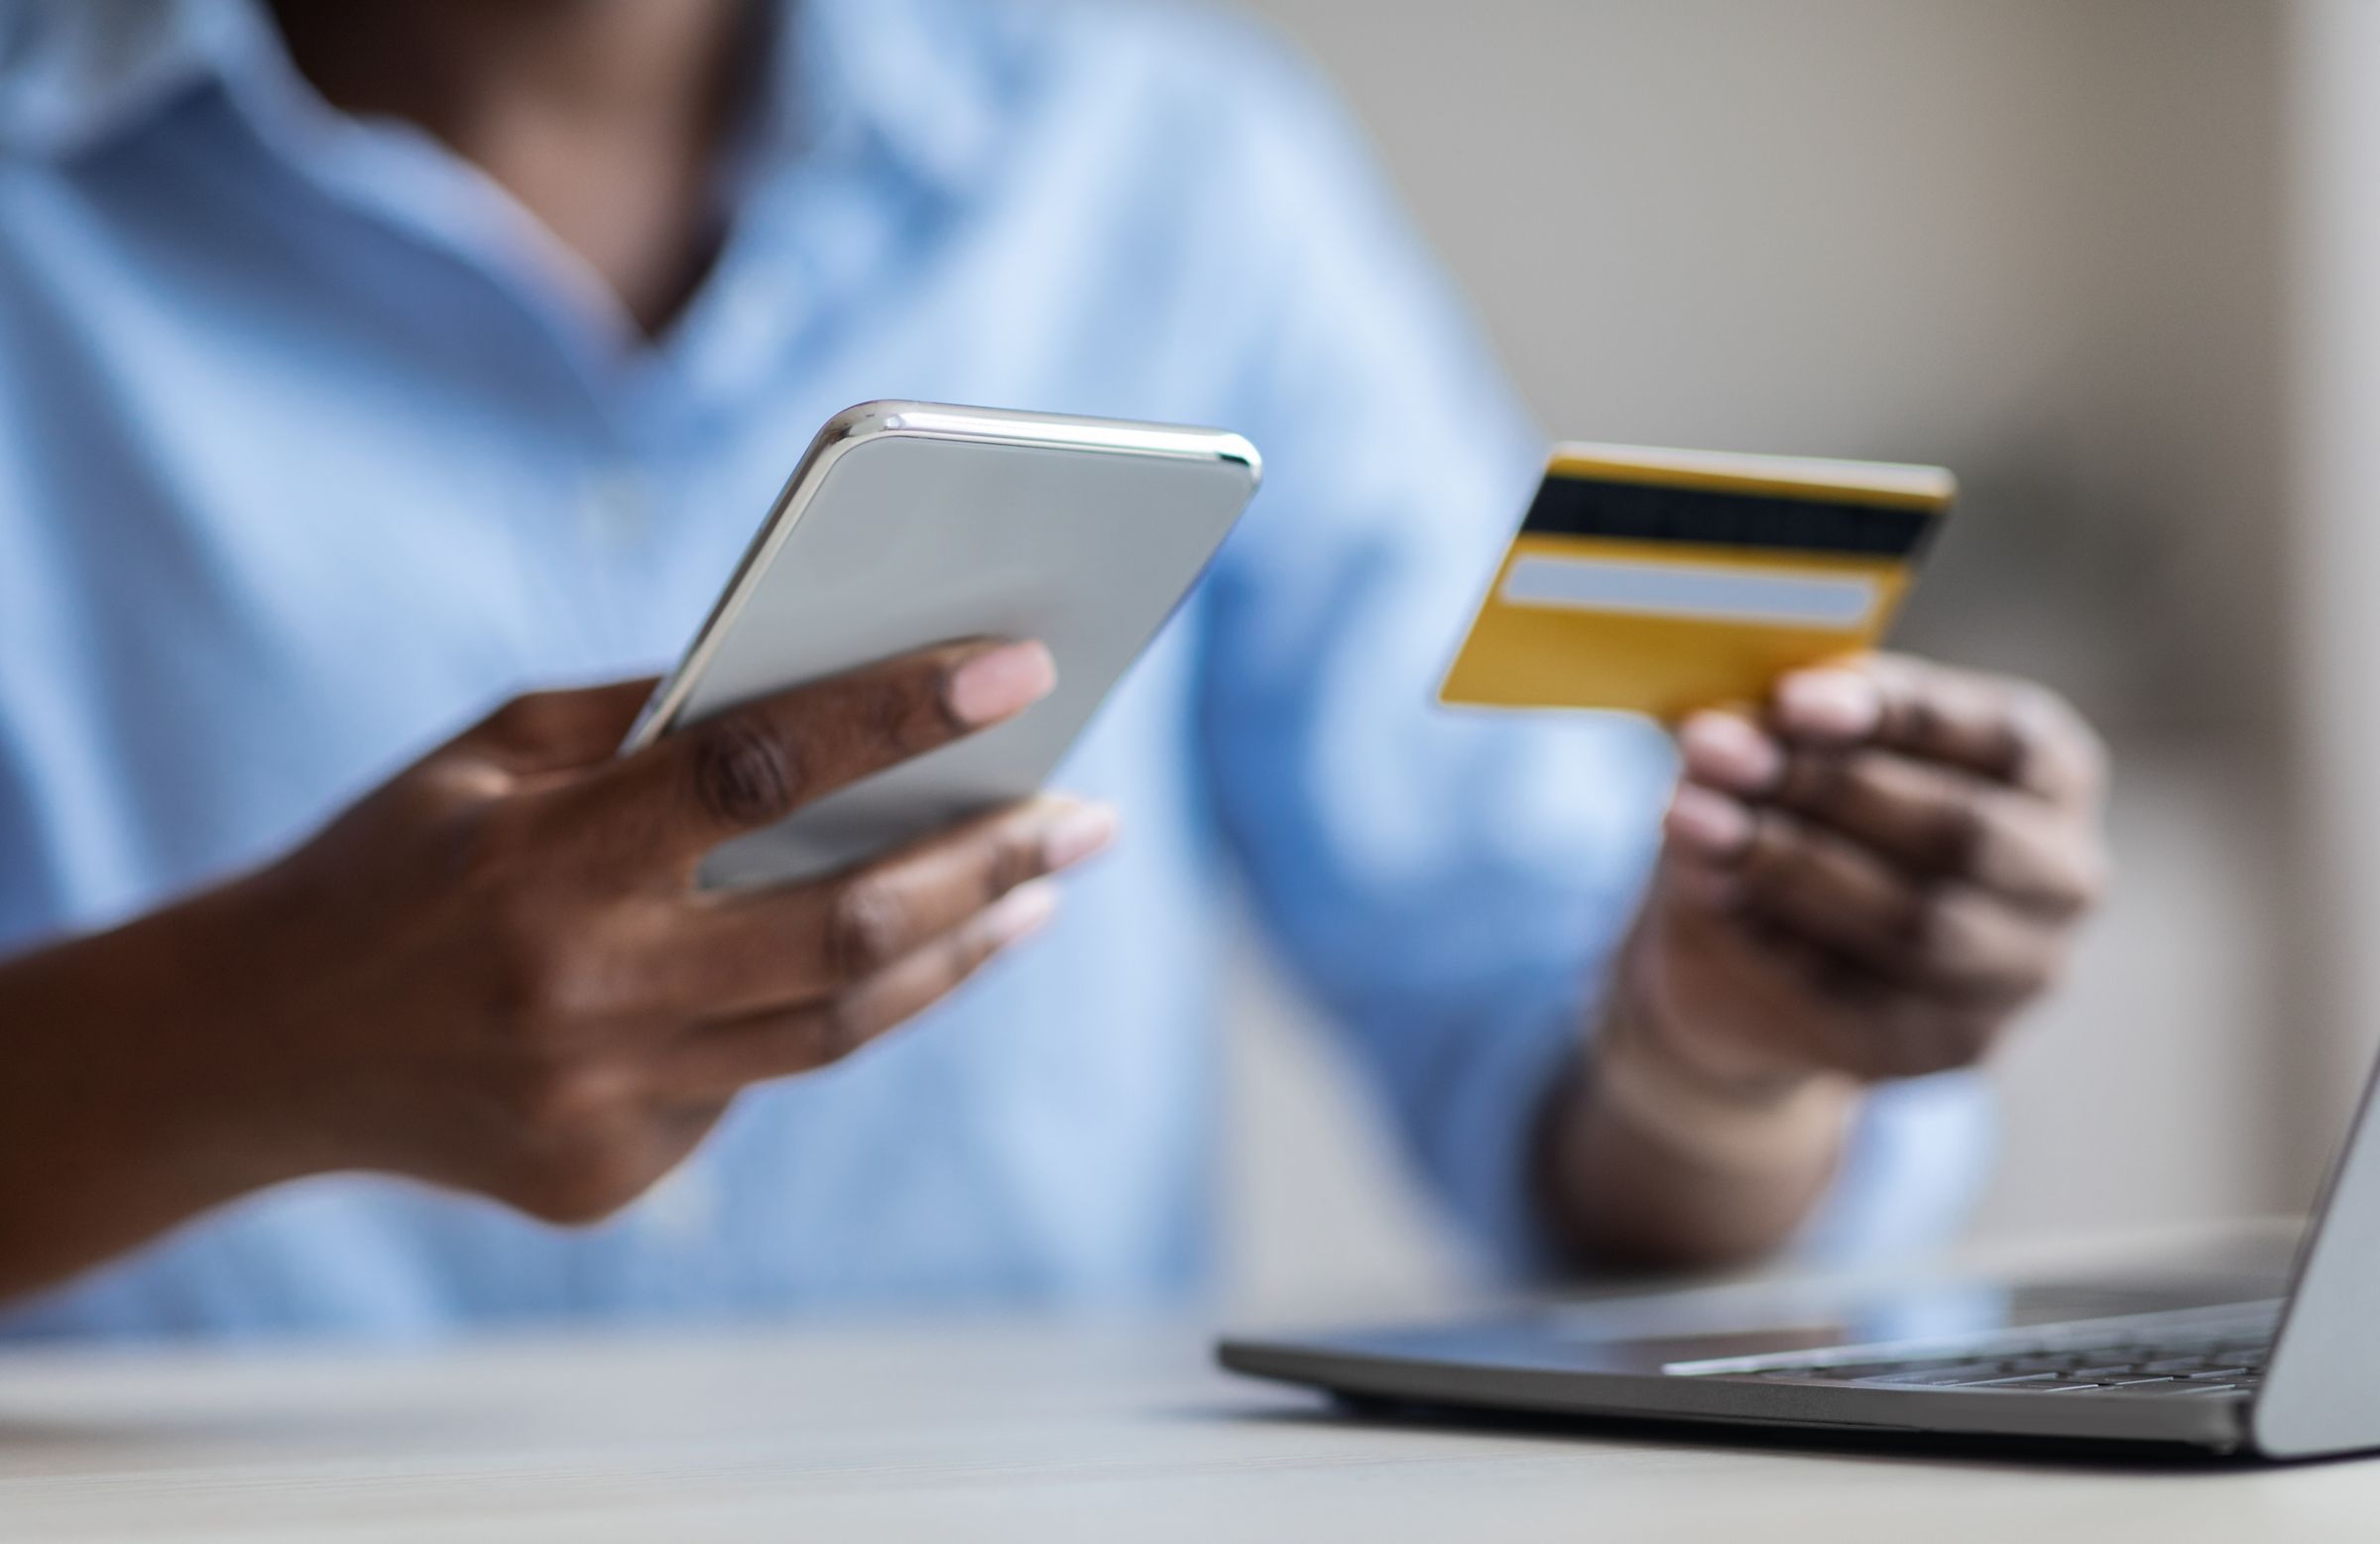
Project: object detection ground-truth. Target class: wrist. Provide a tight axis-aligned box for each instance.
[148,868,367,1191]
[42,874,328,1203]
[0,875,326,1302]
[1591,962,1858,1175]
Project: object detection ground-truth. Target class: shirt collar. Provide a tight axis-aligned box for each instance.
[0,0,1011,195]
[776,0,1010,197]
[0,0,255,158]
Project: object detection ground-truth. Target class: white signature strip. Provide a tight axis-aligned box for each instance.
[1501,552,1879,629]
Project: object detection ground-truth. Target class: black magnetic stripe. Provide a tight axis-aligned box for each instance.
[1521,474,1937,557]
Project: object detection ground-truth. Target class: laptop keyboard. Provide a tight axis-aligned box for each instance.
[1746,1341,2269,1395]
[1670,1305,2282,1398]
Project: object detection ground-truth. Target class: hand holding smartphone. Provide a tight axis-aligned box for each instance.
[628,401,1262,890]
[0,402,1263,1282]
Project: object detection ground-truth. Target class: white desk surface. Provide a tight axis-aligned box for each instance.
[3,1290,2378,1544]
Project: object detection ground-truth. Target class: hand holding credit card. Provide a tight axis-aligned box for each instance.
[1438,443,1952,720]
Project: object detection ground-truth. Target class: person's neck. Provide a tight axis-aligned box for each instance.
[269,0,761,337]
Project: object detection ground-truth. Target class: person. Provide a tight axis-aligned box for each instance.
[0,0,2107,1338]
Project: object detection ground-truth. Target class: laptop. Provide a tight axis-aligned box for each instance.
[1219,1054,2380,1460]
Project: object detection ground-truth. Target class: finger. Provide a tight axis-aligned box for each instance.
[1677,710,1786,797]
[462,679,662,774]
[1655,872,2003,1081]
[1771,655,2106,803]
[578,639,1055,871]
[1672,706,2105,913]
[649,796,1115,1019]
[1765,745,2105,915]
[1721,806,2066,1003]
[1664,781,1756,863]
[654,880,1059,1096]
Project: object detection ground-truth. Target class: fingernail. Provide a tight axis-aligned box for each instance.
[948,642,1056,727]
[982,878,1059,945]
[1666,783,1754,857]
[1038,800,1119,871]
[1777,669,1880,739]
[1678,712,1785,791]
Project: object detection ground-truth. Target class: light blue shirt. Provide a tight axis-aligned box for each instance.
[0,0,1990,1340]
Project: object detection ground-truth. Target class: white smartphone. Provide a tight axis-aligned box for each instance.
[623,401,1262,890]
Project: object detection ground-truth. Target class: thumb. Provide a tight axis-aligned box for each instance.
[456,678,662,775]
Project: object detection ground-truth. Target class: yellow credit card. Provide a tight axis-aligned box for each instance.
[1438,443,1953,722]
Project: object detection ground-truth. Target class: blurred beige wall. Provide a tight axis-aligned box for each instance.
[1216,0,2303,1316]
[2282,0,2380,1196]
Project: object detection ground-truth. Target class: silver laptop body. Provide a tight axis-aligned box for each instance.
[1220,1043,2380,1460]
